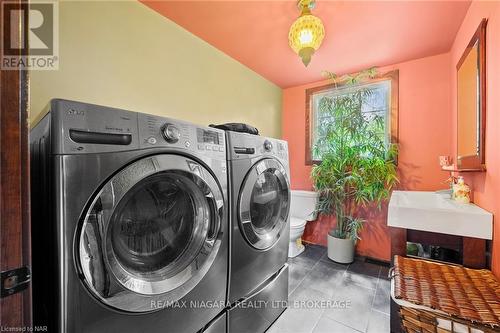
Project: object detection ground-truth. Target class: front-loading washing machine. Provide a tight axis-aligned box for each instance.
[226,131,291,333]
[30,99,228,332]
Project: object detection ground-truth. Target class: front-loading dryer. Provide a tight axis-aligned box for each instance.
[226,131,291,333]
[30,99,228,332]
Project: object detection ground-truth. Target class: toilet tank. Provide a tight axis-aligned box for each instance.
[290,190,319,221]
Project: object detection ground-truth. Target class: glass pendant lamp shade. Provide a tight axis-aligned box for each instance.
[288,0,325,66]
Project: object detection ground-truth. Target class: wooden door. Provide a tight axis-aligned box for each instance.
[0,0,31,329]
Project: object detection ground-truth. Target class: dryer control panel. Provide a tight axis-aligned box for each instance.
[226,131,288,162]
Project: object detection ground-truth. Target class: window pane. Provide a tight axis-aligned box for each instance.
[311,80,391,161]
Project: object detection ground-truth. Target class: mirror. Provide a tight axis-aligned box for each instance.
[456,19,487,170]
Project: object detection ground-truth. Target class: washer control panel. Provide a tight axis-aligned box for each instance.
[160,123,182,143]
[138,114,226,158]
[52,99,140,154]
[196,128,225,152]
[49,99,226,157]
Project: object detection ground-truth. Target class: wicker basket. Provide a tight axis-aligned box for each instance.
[390,256,500,333]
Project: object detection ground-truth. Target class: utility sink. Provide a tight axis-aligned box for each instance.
[388,191,493,240]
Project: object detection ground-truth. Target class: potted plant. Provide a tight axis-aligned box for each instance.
[311,69,399,264]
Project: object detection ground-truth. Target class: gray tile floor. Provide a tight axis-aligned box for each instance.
[268,244,391,333]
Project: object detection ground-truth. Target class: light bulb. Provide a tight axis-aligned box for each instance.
[299,29,313,45]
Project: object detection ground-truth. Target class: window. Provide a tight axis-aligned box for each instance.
[305,70,399,164]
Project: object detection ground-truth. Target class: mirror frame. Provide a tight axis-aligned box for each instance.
[456,19,487,171]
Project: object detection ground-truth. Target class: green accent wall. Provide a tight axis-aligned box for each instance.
[30,1,282,137]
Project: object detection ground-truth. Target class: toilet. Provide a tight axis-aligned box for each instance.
[288,190,319,257]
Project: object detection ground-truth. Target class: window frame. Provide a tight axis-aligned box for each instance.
[304,70,399,165]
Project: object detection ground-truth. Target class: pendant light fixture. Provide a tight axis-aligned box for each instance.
[288,0,325,66]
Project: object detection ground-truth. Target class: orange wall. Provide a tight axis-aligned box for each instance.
[450,1,500,277]
[282,53,453,261]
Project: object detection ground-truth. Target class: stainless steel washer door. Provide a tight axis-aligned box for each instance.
[238,158,290,250]
[77,154,224,312]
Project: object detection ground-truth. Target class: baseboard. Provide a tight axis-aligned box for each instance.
[362,256,391,267]
[302,241,391,267]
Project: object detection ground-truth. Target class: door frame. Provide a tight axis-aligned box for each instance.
[0,0,31,329]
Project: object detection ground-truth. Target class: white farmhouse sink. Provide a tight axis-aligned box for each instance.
[388,191,493,240]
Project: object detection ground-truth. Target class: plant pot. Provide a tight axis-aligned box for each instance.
[327,232,355,264]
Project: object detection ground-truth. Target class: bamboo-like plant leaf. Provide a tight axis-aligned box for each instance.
[311,68,399,241]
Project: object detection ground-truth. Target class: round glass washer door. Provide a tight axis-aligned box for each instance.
[77,154,224,313]
[238,158,290,250]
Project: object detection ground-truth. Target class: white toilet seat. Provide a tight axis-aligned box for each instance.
[288,190,319,258]
[288,217,307,257]
[290,217,306,229]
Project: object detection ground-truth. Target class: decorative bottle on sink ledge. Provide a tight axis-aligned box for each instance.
[452,176,471,204]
